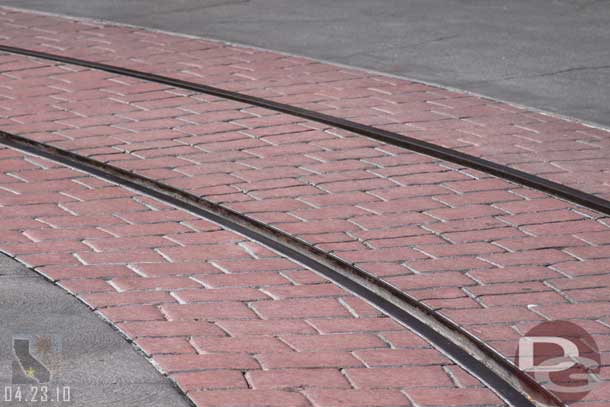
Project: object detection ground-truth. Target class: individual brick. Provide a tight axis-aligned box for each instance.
[354,348,447,367]
[257,351,362,369]
[98,304,165,322]
[247,368,350,390]
[280,333,386,352]
[155,354,259,373]
[118,321,227,338]
[405,388,504,406]
[345,366,453,388]
[251,298,352,319]
[161,302,257,320]
[305,389,410,407]
[137,337,196,355]
[189,390,309,407]
[192,336,291,354]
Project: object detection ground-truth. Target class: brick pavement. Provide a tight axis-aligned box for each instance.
[0,146,507,407]
[0,7,610,406]
[1,52,609,404]
[1,7,609,199]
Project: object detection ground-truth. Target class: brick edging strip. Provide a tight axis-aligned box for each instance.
[0,130,562,407]
[0,44,608,217]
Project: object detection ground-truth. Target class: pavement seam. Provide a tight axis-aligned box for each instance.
[2,4,608,135]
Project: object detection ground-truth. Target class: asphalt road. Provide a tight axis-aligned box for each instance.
[0,253,191,407]
[1,0,609,127]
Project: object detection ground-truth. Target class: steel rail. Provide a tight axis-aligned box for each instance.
[0,44,608,216]
[0,130,563,407]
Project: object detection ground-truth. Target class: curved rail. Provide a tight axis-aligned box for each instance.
[0,130,562,407]
[0,44,608,216]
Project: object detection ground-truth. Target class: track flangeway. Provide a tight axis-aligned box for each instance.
[1,7,609,407]
[1,44,609,217]
[2,6,610,200]
[0,141,523,407]
[0,131,553,406]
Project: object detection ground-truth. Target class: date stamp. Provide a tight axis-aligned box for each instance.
[3,386,71,403]
[2,335,72,404]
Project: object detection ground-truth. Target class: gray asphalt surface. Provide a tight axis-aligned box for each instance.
[1,0,609,127]
[0,253,191,407]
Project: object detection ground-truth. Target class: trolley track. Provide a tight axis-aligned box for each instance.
[0,130,562,407]
[0,44,594,406]
[1,44,609,216]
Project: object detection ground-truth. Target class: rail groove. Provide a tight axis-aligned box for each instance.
[0,130,563,407]
[0,44,608,216]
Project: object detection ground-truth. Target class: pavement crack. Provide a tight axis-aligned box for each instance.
[521,64,610,79]
[342,34,460,59]
[468,64,610,85]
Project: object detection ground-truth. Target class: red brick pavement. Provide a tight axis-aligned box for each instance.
[0,146,506,407]
[1,53,610,404]
[1,7,609,199]
[1,51,609,352]
[1,7,610,405]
